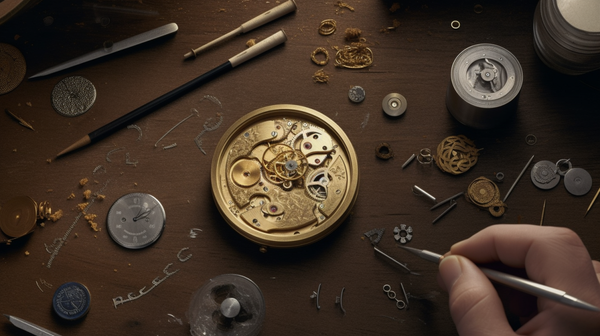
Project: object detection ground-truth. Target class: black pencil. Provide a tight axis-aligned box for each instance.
[56,29,288,158]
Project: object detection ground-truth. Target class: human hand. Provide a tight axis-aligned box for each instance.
[438,224,600,336]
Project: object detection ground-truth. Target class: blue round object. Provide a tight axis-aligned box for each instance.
[53,282,91,321]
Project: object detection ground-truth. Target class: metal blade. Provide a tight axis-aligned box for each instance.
[29,23,178,79]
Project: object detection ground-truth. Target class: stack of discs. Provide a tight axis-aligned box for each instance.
[533,0,600,75]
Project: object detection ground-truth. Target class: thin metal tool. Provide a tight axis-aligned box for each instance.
[310,283,322,310]
[412,185,436,203]
[399,245,600,312]
[184,0,297,59]
[585,186,600,217]
[503,154,535,203]
[432,199,457,224]
[374,246,420,276]
[29,23,179,79]
[540,199,546,226]
[430,191,464,211]
[4,314,62,336]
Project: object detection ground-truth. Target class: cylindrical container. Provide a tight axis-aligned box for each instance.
[446,43,523,129]
[52,282,91,321]
[533,0,600,75]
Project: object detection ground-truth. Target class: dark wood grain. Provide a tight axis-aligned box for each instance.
[1,1,599,335]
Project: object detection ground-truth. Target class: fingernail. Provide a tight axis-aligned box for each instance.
[439,255,463,291]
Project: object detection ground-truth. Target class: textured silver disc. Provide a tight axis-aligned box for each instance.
[382,93,407,117]
[531,160,560,190]
[52,76,96,117]
[348,86,365,103]
[0,43,26,95]
[564,167,592,196]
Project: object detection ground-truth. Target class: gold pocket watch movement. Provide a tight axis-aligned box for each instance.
[211,105,359,249]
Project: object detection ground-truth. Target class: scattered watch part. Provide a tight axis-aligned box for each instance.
[363,227,385,245]
[106,193,166,249]
[417,148,433,165]
[375,142,393,160]
[348,85,365,103]
[564,167,592,196]
[51,76,97,117]
[451,20,460,30]
[393,224,412,244]
[382,93,407,117]
[383,284,406,310]
[412,185,436,203]
[530,160,560,190]
[555,158,572,177]
[0,196,51,238]
[401,154,416,169]
[188,274,265,336]
[466,176,506,217]
[53,282,91,321]
[495,172,505,183]
[435,135,481,174]
[0,43,26,95]
[447,44,523,129]
[525,134,537,145]
[310,283,322,310]
[335,287,346,314]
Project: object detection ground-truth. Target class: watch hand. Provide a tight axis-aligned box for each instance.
[133,205,157,221]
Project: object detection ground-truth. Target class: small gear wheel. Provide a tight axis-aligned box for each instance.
[393,224,412,244]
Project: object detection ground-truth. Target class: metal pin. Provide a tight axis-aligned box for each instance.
[503,154,535,203]
[430,191,464,211]
[412,185,436,203]
[540,200,546,226]
[401,154,416,169]
[432,199,457,224]
[374,246,420,276]
[400,283,409,308]
[585,187,600,218]
[335,287,346,315]
[310,283,321,310]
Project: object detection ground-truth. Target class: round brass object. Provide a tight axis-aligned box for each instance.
[0,196,38,238]
[0,43,26,95]
[211,105,359,248]
[231,159,262,187]
[466,176,506,217]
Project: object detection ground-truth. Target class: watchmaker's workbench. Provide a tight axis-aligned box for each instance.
[1,1,599,335]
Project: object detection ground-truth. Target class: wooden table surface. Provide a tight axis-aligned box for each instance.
[1,0,599,335]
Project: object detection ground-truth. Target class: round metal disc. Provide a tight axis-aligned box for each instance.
[348,86,365,103]
[0,196,37,238]
[531,160,560,190]
[564,167,592,196]
[188,274,265,336]
[0,43,26,95]
[211,105,359,248]
[53,282,91,321]
[106,193,166,249]
[382,93,407,117]
[52,76,97,117]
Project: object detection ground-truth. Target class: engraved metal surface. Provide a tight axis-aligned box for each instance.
[0,43,26,95]
[447,43,523,129]
[564,167,592,196]
[211,105,359,248]
[106,193,166,249]
[0,196,37,238]
[53,282,91,321]
[530,160,560,190]
[51,76,97,117]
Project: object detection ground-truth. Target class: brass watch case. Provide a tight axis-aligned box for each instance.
[211,105,359,248]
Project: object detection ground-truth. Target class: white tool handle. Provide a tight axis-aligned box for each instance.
[240,0,297,33]
[229,29,288,67]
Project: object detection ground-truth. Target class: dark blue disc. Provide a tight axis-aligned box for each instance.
[53,282,91,321]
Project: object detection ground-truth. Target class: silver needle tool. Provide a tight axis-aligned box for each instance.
[398,245,600,312]
[503,154,535,203]
[183,0,297,59]
[374,245,420,276]
[29,23,179,79]
[4,314,62,336]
